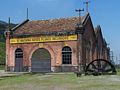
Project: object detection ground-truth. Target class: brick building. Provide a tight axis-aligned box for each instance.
[5,13,110,72]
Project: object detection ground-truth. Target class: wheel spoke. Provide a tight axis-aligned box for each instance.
[97,60,102,69]
[91,63,97,69]
[87,69,94,72]
[102,63,107,70]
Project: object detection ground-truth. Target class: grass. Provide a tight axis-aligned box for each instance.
[0,73,120,90]
[0,65,5,70]
[117,68,120,76]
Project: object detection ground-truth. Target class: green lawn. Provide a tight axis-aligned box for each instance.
[0,73,120,90]
[117,69,120,76]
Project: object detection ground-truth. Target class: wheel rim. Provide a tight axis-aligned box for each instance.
[85,59,116,75]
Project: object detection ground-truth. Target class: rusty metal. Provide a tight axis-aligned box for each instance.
[85,59,117,75]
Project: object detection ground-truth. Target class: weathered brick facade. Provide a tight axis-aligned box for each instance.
[5,13,110,72]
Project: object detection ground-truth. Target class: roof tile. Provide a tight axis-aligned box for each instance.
[13,16,85,36]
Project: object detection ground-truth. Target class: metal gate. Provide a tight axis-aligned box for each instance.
[31,48,51,72]
[15,48,23,72]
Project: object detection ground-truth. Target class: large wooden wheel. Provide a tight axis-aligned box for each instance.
[85,59,117,75]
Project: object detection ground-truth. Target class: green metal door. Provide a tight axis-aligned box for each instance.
[15,48,23,72]
[31,48,51,72]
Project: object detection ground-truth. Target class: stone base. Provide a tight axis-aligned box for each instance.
[6,66,14,72]
[51,66,62,72]
[6,66,29,72]
[61,65,78,72]
[23,66,29,72]
[6,66,78,72]
[52,65,78,72]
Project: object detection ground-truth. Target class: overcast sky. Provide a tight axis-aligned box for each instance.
[0,0,120,63]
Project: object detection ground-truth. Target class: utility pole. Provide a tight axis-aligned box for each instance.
[27,8,29,19]
[75,9,84,25]
[84,0,90,13]
[110,51,114,62]
[75,9,85,73]
[8,17,11,31]
[116,56,118,68]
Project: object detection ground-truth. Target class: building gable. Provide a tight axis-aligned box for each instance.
[95,25,105,46]
[82,13,96,53]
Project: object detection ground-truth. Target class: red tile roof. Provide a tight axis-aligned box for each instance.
[13,16,85,36]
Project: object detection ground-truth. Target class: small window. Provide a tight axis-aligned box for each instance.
[15,48,23,58]
[62,46,72,64]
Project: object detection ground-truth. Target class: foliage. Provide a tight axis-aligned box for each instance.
[0,20,17,41]
[0,42,5,64]
[0,20,16,65]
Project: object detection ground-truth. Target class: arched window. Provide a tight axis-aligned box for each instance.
[62,46,72,64]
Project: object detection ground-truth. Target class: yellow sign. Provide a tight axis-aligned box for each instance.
[39,43,44,48]
[64,42,68,46]
[10,35,77,44]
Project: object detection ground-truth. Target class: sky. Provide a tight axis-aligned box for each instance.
[0,0,120,63]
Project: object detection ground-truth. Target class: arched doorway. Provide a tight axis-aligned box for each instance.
[15,48,23,72]
[31,48,51,72]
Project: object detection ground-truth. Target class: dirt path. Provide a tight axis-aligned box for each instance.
[0,70,26,77]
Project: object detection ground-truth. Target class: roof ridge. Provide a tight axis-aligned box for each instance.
[30,16,84,22]
[11,19,29,31]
